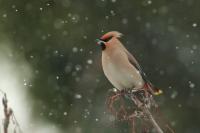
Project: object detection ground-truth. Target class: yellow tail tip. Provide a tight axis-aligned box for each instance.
[154,90,163,95]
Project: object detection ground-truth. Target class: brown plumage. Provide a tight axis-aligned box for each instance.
[97,31,162,95]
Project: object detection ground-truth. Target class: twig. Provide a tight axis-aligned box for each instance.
[131,118,136,133]
[131,90,164,133]
[2,93,13,133]
[12,113,23,133]
[0,89,23,133]
[142,106,163,133]
[107,89,167,133]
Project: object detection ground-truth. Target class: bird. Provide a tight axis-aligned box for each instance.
[96,31,162,95]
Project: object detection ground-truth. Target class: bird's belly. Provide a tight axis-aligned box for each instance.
[103,62,144,90]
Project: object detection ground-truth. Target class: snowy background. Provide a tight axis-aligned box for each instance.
[0,0,200,133]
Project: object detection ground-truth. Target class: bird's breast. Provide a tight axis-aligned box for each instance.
[102,51,144,90]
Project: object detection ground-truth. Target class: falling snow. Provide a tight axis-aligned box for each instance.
[171,91,178,99]
[0,1,199,133]
[87,59,93,64]
[56,76,59,80]
[111,0,117,3]
[192,23,197,27]
[147,0,152,5]
[189,81,195,88]
[74,94,82,99]
[75,65,82,71]
[63,112,68,116]
[72,47,78,53]
[2,14,7,18]
[122,18,128,24]
[110,10,116,16]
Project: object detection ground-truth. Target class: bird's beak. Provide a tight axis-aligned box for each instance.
[96,39,106,50]
[96,39,105,46]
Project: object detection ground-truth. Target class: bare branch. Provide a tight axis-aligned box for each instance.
[142,106,163,133]
[131,118,136,133]
[106,89,172,133]
[2,93,12,133]
[0,89,23,133]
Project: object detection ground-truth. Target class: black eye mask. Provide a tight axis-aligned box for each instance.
[102,36,113,42]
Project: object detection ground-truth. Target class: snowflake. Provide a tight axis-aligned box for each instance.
[188,81,195,88]
[63,112,68,116]
[87,59,93,64]
[147,0,152,4]
[171,91,178,99]
[72,47,78,53]
[75,65,82,71]
[110,10,116,16]
[2,14,7,18]
[111,0,117,3]
[75,94,82,99]
[122,18,128,24]
[192,23,197,27]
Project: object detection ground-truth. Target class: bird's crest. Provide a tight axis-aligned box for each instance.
[100,31,123,41]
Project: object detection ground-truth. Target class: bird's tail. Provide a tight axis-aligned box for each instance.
[144,82,163,96]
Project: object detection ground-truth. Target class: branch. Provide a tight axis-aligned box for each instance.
[0,89,23,133]
[2,94,12,133]
[107,89,167,133]
[142,106,163,133]
[131,91,164,133]
[131,118,136,133]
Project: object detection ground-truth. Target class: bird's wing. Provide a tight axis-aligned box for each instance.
[124,48,162,95]
[124,49,150,84]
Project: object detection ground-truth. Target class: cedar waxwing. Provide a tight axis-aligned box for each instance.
[97,31,162,95]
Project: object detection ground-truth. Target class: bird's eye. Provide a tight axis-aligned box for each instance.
[103,36,113,42]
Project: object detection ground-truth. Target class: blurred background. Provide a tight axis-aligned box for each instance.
[0,0,200,133]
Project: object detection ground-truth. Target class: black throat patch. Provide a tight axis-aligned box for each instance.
[100,43,106,50]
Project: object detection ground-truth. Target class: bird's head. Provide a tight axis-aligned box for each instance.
[96,31,123,51]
